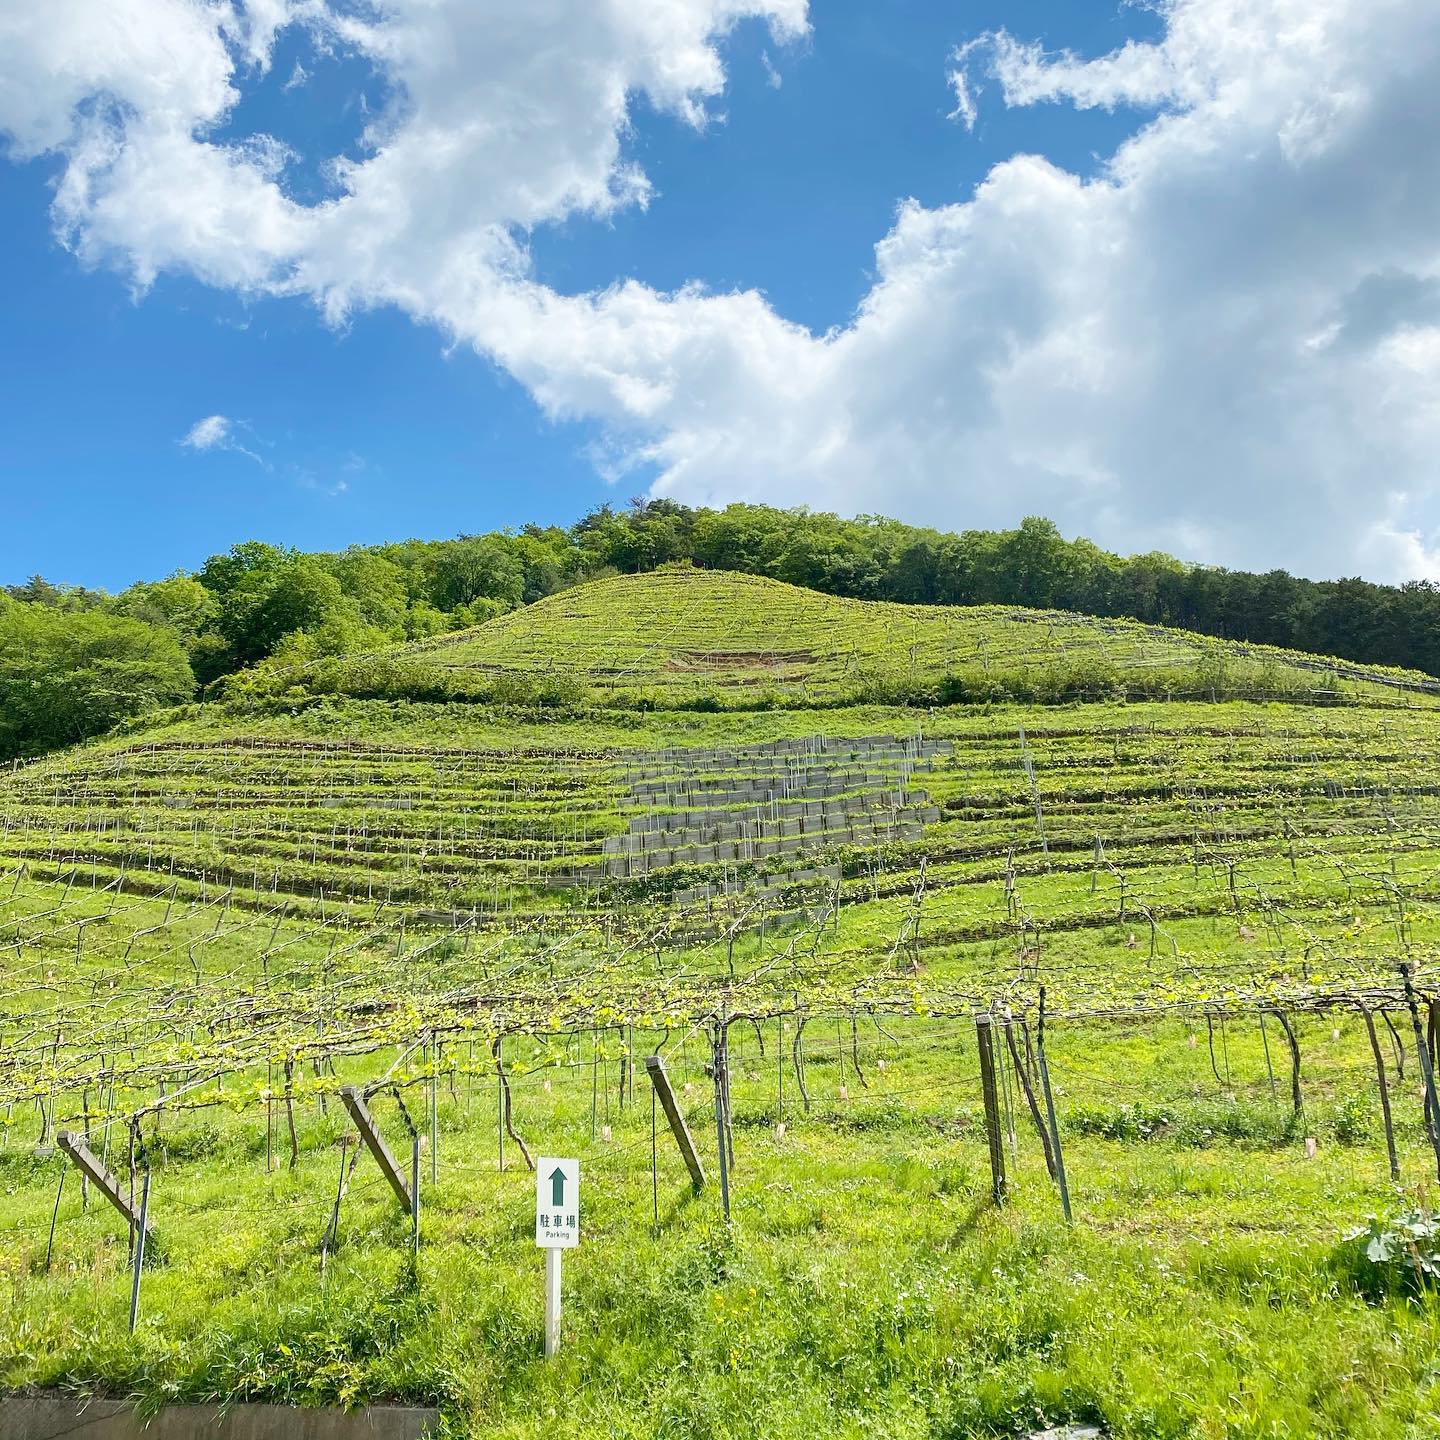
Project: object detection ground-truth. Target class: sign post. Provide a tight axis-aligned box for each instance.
[535,1156,579,1358]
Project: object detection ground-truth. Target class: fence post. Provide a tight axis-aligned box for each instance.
[644,1054,706,1192]
[975,1016,1007,1206]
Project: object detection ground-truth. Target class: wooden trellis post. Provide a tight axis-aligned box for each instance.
[339,1086,412,1210]
[1402,966,1440,1182]
[56,1129,155,1242]
[645,1054,706,1192]
[975,1017,1007,1206]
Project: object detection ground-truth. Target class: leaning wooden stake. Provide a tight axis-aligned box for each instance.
[645,1054,706,1192]
[56,1129,155,1241]
[1004,1019,1056,1180]
[1359,1004,1400,1182]
[975,1016,1007,1206]
[339,1086,411,1210]
[1035,989,1072,1223]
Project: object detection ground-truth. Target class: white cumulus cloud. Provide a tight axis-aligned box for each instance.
[6,0,1440,579]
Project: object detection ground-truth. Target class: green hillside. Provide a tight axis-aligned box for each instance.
[4,576,1440,1437]
[14,516,1440,766]
[394,566,1440,704]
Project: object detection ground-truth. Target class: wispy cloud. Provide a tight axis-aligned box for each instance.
[179,414,265,466]
[945,40,982,130]
[296,465,351,498]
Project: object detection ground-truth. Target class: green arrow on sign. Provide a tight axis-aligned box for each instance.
[550,1166,566,1208]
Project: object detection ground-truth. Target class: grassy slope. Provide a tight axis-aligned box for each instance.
[399,567,1440,701]
[4,580,1440,1435]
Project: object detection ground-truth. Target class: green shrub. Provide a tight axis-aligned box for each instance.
[1335,1210,1440,1298]
[1064,1098,1292,1147]
[1327,1090,1373,1146]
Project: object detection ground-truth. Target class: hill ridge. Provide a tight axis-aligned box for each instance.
[377,566,1439,703]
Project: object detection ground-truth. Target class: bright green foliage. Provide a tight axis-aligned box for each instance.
[0,600,194,759]
[1341,1210,1440,1294]
[200,546,354,675]
[12,502,1440,748]
[112,574,219,644]
[422,537,525,613]
[315,550,412,634]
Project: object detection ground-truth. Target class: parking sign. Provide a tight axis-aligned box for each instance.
[535,1156,579,1249]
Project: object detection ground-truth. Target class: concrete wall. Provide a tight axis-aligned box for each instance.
[1,1398,439,1440]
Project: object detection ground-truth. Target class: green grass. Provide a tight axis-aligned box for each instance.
[268,567,1440,708]
[6,575,1440,1435]
[6,1015,1440,1438]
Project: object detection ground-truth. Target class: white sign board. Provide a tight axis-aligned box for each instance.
[535,1156,580,1249]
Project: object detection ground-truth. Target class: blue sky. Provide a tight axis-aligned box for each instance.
[1,170,599,586]
[3,0,1438,589]
[0,2,1158,590]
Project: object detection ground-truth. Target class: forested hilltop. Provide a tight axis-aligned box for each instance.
[5,501,1440,759]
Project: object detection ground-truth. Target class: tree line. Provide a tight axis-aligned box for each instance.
[5,502,1439,758]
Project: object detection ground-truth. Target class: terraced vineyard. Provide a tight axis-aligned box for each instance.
[6,571,1440,1438]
